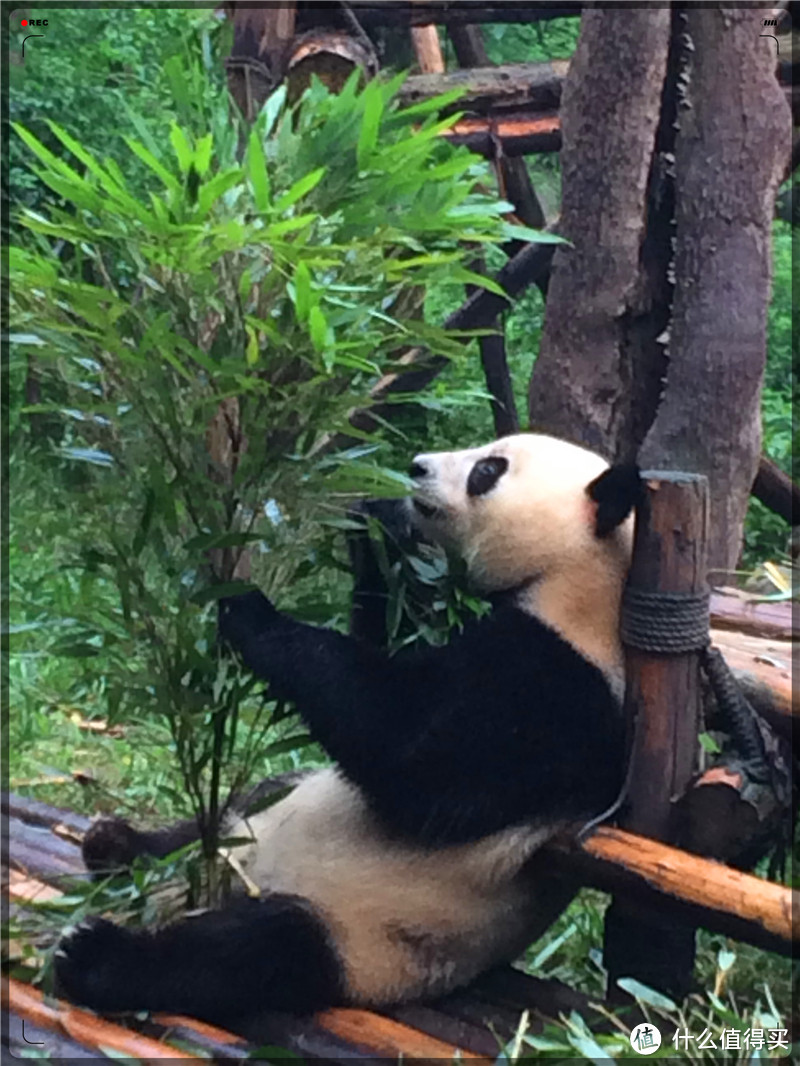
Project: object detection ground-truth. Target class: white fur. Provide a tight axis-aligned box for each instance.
[227,769,573,1004]
[411,433,633,686]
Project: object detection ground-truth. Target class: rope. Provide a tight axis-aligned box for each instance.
[621,587,710,654]
[701,646,772,785]
[588,581,779,841]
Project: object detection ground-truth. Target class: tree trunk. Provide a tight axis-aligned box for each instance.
[528,9,670,457]
[639,6,790,571]
[225,4,297,119]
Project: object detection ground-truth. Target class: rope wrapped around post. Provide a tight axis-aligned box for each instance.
[620,571,772,785]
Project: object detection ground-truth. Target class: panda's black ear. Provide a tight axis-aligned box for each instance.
[586,464,643,538]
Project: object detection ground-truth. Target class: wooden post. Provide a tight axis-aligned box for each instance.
[603,472,709,1000]
[410,23,445,74]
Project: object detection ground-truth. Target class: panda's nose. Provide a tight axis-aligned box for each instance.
[409,459,430,481]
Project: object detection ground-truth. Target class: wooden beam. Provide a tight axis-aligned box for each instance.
[399,60,567,114]
[551,827,797,957]
[448,23,489,65]
[317,1009,490,1062]
[710,589,795,641]
[348,2,582,27]
[3,979,200,1060]
[446,21,524,437]
[708,628,795,743]
[442,111,561,156]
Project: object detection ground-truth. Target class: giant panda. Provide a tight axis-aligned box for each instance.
[54,433,642,1033]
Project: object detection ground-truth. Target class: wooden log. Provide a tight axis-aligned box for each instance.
[410,22,445,74]
[1,793,90,835]
[387,1003,502,1056]
[448,23,489,65]
[3,979,200,1060]
[286,30,378,101]
[707,628,795,741]
[442,111,561,156]
[400,60,567,114]
[350,2,582,27]
[145,1015,250,1059]
[710,589,795,641]
[604,472,709,999]
[6,868,63,904]
[551,827,797,957]
[447,26,548,233]
[7,1017,99,1060]
[9,818,86,881]
[623,473,709,838]
[317,1008,490,1062]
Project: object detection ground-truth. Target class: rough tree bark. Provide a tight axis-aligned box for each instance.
[527,9,670,458]
[225,4,297,119]
[638,6,791,571]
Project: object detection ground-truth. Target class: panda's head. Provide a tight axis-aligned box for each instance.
[409,434,641,680]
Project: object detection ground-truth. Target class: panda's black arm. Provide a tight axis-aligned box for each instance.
[219,590,431,756]
[219,592,623,846]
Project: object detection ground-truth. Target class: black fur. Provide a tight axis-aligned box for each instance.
[466,456,509,497]
[346,498,416,647]
[54,896,345,1027]
[82,771,312,879]
[587,464,643,538]
[219,591,624,846]
[82,815,200,877]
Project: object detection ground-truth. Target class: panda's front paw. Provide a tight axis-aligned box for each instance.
[218,589,278,652]
[54,918,154,1014]
[82,816,146,878]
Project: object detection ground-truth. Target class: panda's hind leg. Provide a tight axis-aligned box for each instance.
[54,895,345,1027]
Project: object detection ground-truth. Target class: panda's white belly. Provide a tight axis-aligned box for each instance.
[227,768,572,1005]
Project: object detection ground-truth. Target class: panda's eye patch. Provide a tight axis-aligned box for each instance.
[467,456,508,498]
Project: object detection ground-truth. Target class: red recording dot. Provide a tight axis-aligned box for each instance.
[21,18,28,25]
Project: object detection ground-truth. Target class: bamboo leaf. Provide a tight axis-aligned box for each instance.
[293,261,312,323]
[617,977,677,1011]
[124,137,181,195]
[245,324,260,366]
[500,223,569,245]
[308,305,328,355]
[258,83,287,139]
[357,83,384,169]
[194,133,213,177]
[196,167,242,215]
[273,167,325,213]
[246,128,270,212]
[169,121,193,173]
